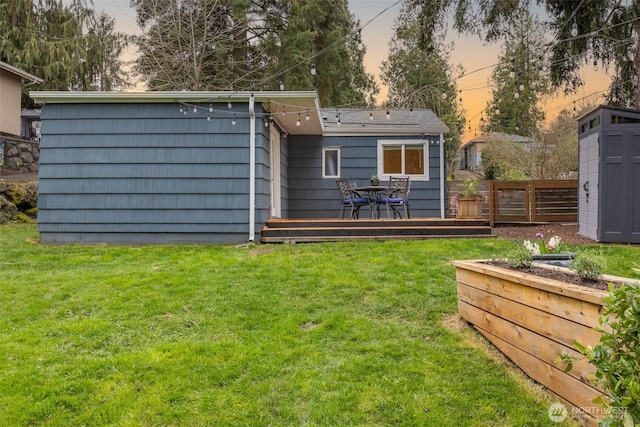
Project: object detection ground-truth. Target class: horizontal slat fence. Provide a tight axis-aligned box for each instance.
[489,180,577,226]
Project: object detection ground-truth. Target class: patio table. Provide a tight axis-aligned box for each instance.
[353,185,388,219]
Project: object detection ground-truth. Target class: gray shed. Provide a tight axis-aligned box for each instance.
[30,91,449,245]
[577,105,640,243]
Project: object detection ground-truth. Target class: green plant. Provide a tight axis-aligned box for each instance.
[568,283,640,427]
[371,174,380,182]
[459,177,480,197]
[570,251,606,282]
[505,245,534,268]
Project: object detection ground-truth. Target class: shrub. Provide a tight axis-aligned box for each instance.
[506,245,533,268]
[570,251,606,282]
[573,283,640,426]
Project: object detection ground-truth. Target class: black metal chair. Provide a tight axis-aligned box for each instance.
[336,178,370,219]
[376,176,410,219]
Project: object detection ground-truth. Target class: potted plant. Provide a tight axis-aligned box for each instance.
[451,238,638,426]
[457,178,483,218]
[370,174,380,186]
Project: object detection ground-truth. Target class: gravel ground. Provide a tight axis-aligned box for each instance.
[492,223,598,245]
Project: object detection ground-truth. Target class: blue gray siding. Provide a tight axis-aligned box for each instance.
[38,103,268,244]
[287,135,443,218]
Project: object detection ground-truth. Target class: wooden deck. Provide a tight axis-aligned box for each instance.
[260,218,494,243]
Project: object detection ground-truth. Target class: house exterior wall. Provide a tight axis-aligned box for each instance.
[287,134,443,218]
[38,102,268,244]
[0,71,22,136]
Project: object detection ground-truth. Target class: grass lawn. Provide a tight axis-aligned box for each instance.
[2,224,638,426]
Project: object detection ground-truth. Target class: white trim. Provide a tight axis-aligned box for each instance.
[322,147,341,178]
[440,133,445,218]
[0,61,43,83]
[376,140,429,181]
[29,90,318,104]
[248,95,256,242]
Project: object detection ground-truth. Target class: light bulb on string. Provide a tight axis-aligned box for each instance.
[410,107,414,116]
[279,81,285,91]
[357,29,363,51]
[232,115,236,126]
[306,110,310,121]
[179,105,183,113]
[264,118,269,128]
[208,104,213,113]
[227,97,232,109]
[337,114,341,126]
[369,111,373,121]
[571,21,578,37]
[386,109,390,120]
[207,115,211,122]
[311,63,316,76]
[296,113,301,127]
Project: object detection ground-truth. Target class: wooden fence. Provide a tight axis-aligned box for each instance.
[488,180,578,226]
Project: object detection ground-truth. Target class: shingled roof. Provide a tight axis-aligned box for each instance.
[321,108,450,136]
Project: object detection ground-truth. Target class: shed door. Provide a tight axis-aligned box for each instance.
[601,130,640,243]
[578,133,599,240]
[269,127,282,218]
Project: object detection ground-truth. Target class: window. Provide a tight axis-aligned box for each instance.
[377,140,429,180]
[323,147,340,178]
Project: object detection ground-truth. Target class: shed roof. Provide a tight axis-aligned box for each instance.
[29,91,450,137]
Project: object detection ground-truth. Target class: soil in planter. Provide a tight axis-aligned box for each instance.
[489,260,611,291]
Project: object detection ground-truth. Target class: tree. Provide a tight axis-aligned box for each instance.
[532,109,578,180]
[381,1,465,178]
[133,0,255,90]
[0,0,131,105]
[412,0,640,108]
[482,10,551,137]
[133,0,377,105]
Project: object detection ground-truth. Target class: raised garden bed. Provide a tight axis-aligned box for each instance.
[451,259,635,426]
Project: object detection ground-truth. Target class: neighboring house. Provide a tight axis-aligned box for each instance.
[30,91,449,244]
[21,109,41,140]
[460,132,534,170]
[0,61,43,137]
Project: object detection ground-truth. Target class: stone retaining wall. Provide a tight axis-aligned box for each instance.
[0,136,39,174]
[0,179,38,223]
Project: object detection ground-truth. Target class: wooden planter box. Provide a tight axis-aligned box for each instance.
[457,196,483,218]
[451,260,634,426]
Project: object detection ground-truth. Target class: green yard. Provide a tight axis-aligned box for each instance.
[2,224,638,426]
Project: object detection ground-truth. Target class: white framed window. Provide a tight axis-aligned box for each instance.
[323,147,340,178]
[377,140,429,181]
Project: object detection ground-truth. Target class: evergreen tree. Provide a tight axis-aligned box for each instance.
[0,0,131,106]
[380,1,465,177]
[251,0,378,107]
[482,10,550,137]
[411,0,640,109]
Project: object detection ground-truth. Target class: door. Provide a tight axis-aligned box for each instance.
[578,133,599,240]
[269,127,282,218]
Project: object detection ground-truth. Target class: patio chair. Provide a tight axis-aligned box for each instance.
[376,176,410,219]
[336,178,370,219]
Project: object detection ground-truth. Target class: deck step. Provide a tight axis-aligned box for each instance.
[260,218,493,243]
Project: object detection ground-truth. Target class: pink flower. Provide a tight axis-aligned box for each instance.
[536,232,544,239]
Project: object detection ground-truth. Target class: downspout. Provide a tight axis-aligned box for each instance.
[248,95,256,241]
[440,133,445,218]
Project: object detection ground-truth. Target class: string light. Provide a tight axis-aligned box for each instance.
[179,105,183,113]
[311,63,316,75]
[369,111,374,121]
[386,109,390,120]
[296,113,301,126]
[232,115,236,126]
[357,29,363,50]
[207,115,211,121]
[208,104,213,113]
[227,97,232,109]
[279,81,285,91]
[571,21,578,37]
[305,110,310,120]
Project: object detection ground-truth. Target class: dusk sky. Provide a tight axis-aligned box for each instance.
[91,0,610,140]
